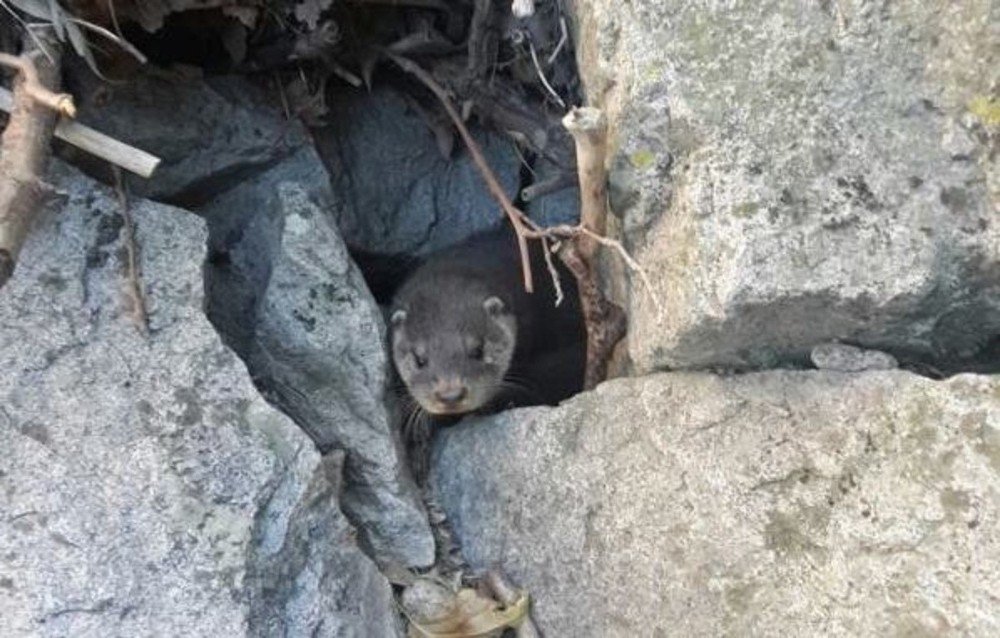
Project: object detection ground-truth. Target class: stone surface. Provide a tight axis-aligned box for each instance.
[572,0,1000,372]
[811,342,898,372]
[314,86,523,256]
[63,62,306,205]
[248,451,403,637]
[433,370,1000,636]
[202,147,434,567]
[0,164,400,637]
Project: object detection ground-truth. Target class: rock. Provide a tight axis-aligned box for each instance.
[248,451,403,637]
[524,157,582,229]
[313,86,522,255]
[63,63,306,206]
[0,164,400,636]
[811,342,898,372]
[572,1,1000,372]
[432,370,1000,636]
[201,147,434,567]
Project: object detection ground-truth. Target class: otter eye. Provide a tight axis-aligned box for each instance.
[413,350,427,369]
[469,343,484,361]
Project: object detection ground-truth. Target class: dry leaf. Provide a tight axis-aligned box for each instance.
[285,75,329,127]
[407,587,529,638]
[293,0,334,31]
[221,21,247,65]
[222,5,259,29]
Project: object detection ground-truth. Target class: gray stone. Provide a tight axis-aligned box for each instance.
[811,342,898,372]
[572,0,1000,372]
[524,157,582,229]
[248,451,403,638]
[432,370,1000,636]
[0,164,399,637]
[63,63,307,205]
[314,86,523,255]
[202,148,434,567]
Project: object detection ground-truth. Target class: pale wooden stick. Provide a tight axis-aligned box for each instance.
[562,107,607,260]
[0,86,161,178]
[0,52,75,116]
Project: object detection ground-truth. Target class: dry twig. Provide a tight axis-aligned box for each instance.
[484,570,541,638]
[0,40,64,289]
[0,51,74,116]
[561,108,607,259]
[385,50,539,292]
[384,53,632,388]
[0,87,161,177]
[113,167,148,335]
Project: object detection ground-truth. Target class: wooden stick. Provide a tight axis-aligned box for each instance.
[0,52,75,117]
[562,107,607,260]
[0,43,62,289]
[0,87,161,178]
[560,108,627,389]
[113,167,149,335]
[483,570,540,638]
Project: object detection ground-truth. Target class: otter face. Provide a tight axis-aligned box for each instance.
[390,295,516,415]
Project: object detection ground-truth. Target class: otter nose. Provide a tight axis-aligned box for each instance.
[434,385,467,405]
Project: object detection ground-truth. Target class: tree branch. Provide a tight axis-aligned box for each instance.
[0,40,66,289]
[383,53,632,388]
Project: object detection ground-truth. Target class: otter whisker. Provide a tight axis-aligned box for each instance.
[497,378,546,404]
[403,403,434,447]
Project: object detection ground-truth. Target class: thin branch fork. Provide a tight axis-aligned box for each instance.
[0,42,67,289]
[384,52,629,389]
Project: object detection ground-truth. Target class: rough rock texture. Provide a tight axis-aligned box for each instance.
[572,0,1000,372]
[811,342,898,372]
[202,147,434,567]
[314,86,523,255]
[63,62,305,205]
[433,371,1000,636]
[248,451,402,637]
[0,164,400,637]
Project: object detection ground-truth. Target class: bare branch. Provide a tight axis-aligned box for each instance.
[483,570,540,638]
[384,50,540,292]
[113,167,148,335]
[0,51,74,116]
[0,87,160,177]
[562,107,608,260]
[0,40,63,289]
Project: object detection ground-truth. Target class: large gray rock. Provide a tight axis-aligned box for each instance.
[433,370,1000,636]
[314,86,523,255]
[0,165,400,636]
[572,0,1000,372]
[63,63,307,205]
[202,147,434,567]
[248,451,402,637]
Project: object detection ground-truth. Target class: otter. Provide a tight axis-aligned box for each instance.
[388,226,585,417]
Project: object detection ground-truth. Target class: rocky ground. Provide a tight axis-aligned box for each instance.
[1,0,998,636]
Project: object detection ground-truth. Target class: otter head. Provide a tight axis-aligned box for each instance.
[390,295,516,415]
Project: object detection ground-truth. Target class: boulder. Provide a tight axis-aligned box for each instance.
[314,86,523,255]
[0,164,400,636]
[63,63,307,206]
[572,0,1000,372]
[202,147,434,567]
[433,370,1000,636]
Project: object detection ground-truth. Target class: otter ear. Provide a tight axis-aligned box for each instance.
[483,296,505,316]
[390,308,407,327]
